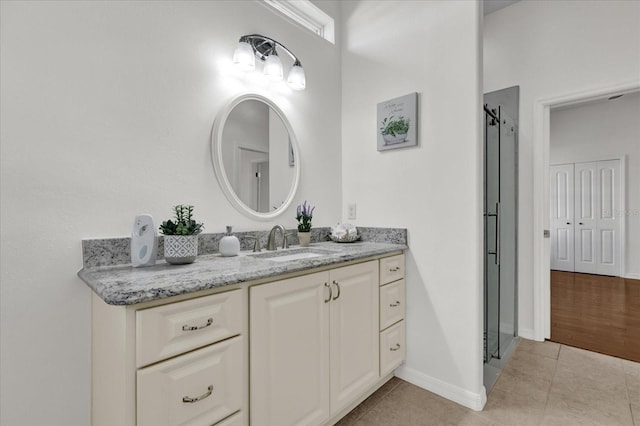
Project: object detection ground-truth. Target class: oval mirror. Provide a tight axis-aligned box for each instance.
[211,93,300,220]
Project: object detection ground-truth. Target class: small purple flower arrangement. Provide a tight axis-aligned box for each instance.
[296,201,315,232]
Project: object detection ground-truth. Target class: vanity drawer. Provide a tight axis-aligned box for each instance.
[380,279,405,330]
[379,254,405,285]
[215,411,244,426]
[380,321,405,377]
[136,289,242,367]
[137,336,243,426]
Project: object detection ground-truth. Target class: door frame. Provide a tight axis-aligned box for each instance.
[532,80,639,341]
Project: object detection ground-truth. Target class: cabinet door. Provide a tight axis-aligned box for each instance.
[329,261,380,416]
[250,272,330,426]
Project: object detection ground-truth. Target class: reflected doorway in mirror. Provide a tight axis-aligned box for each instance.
[211,93,301,221]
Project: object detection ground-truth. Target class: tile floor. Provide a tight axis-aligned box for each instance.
[336,339,640,426]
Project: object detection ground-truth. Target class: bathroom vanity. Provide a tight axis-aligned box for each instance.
[80,239,407,426]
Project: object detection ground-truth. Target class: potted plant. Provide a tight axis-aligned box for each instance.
[379,115,410,145]
[295,200,315,247]
[159,205,204,264]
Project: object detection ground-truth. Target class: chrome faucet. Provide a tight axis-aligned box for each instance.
[266,225,287,251]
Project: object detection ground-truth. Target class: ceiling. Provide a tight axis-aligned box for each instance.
[483,0,521,15]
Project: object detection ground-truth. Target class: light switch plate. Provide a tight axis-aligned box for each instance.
[347,203,357,220]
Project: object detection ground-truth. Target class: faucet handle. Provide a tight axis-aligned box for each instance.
[284,231,297,249]
[245,236,261,252]
[283,231,293,249]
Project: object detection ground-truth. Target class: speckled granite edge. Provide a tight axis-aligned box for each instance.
[82,226,407,268]
[79,241,408,305]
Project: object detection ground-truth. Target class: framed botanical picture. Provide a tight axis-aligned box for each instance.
[377,92,418,151]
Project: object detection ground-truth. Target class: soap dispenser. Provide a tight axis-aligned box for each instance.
[219,226,240,257]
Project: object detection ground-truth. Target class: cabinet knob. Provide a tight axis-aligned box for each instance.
[390,343,401,352]
[566,222,571,225]
[579,222,583,225]
[182,317,213,332]
[390,301,401,307]
[182,385,213,403]
[389,266,401,272]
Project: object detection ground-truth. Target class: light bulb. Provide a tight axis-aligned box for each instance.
[233,41,255,72]
[287,63,306,90]
[263,54,283,82]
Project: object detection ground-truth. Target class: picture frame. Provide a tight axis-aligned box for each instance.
[377,92,418,151]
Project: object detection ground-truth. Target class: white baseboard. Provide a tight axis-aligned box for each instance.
[517,328,539,341]
[625,273,640,280]
[394,366,487,411]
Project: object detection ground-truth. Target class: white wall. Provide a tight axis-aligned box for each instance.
[484,0,640,338]
[0,1,341,425]
[341,1,485,409]
[551,92,640,278]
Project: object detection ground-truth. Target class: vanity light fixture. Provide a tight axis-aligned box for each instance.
[232,34,306,90]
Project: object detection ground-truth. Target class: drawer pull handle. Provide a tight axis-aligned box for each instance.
[182,318,213,332]
[182,385,213,403]
[390,301,401,307]
[324,282,332,303]
[389,266,401,272]
[390,343,401,352]
[332,280,341,300]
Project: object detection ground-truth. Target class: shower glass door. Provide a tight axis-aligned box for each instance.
[484,105,500,362]
[484,104,517,363]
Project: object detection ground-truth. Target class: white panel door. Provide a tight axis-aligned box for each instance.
[250,272,330,426]
[329,261,379,416]
[550,164,575,271]
[596,160,621,276]
[574,162,599,274]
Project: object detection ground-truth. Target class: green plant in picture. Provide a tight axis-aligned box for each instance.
[379,115,410,137]
[296,200,315,232]
[159,205,204,235]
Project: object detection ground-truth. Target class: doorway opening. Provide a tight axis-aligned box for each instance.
[546,90,639,361]
[531,81,640,342]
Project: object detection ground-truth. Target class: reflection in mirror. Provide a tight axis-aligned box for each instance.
[212,93,300,220]
[221,100,294,213]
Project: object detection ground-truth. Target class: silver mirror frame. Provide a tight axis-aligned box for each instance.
[211,93,301,221]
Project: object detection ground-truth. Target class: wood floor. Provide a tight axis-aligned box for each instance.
[550,270,640,362]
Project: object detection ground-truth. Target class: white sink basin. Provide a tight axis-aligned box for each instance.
[265,252,324,262]
[250,248,336,262]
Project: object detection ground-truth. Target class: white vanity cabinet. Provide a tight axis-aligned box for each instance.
[250,260,388,426]
[90,250,405,426]
[92,288,247,426]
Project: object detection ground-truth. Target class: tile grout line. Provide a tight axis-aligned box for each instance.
[346,378,403,424]
[537,343,563,425]
[624,364,636,426]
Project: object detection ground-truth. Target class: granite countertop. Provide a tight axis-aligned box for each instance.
[79,241,407,306]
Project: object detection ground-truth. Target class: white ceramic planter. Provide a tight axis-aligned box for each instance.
[298,231,311,247]
[382,133,408,145]
[163,235,198,264]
